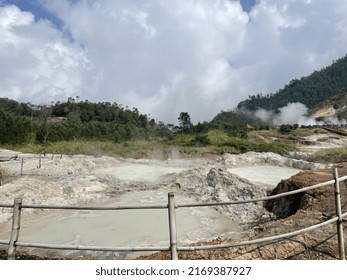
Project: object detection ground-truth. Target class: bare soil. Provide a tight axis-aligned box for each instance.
[2,167,346,260]
[137,169,347,260]
[1,131,347,260]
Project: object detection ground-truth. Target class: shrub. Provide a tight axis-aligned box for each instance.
[310,147,347,163]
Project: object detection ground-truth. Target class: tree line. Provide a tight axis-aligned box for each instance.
[0,97,250,148]
[0,98,172,145]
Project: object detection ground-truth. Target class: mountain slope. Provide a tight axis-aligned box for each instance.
[238,54,347,111]
[214,53,347,124]
[311,92,347,120]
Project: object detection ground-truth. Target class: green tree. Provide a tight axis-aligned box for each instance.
[0,110,32,144]
[178,112,192,133]
[279,124,293,134]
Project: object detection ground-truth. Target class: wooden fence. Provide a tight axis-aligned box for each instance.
[0,168,346,260]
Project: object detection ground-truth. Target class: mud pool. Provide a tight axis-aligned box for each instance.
[0,152,311,259]
[10,166,299,258]
[96,160,193,182]
[6,191,238,259]
[228,166,301,186]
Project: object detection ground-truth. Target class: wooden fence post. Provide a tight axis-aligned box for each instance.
[168,192,178,260]
[7,198,22,260]
[21,158,24,176]
[333,167,346,260]
[39,154,42,168]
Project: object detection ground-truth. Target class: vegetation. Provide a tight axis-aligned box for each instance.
[213,109,261,126]
[309,147,347,163]
[163,128,294,156]
[10,140,166,158]
[214,53,347,125]
[0,110,32,145]
[0,97,173,145]
[0,96,297,157]
[238,54,347,111]
[278,124,299,134]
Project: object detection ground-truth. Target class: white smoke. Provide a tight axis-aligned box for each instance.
[255,102,346,126]
[324,116,347,125]
[273,103,317,126]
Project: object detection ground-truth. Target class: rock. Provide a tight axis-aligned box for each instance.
[265,170,345,218]
[205,168,268,222]
[62,186,74,195]
[265,179,306,218]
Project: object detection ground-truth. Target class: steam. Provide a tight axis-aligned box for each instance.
[255,102,346,126]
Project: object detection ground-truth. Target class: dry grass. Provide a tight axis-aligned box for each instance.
[310,147,347,163]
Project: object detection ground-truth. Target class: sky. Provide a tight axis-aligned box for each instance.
[1,0,347,124]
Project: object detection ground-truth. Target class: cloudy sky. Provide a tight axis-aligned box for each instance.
[1,0,347,124]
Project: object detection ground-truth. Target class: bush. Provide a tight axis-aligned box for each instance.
[191,133,211,147]
[310,147,347,163]
[279,124,293,134]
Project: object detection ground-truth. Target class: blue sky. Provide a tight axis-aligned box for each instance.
[240,0,257,12]
[1,0,347,124]
[1,0,62,26]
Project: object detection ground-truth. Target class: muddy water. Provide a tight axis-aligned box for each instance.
[228,166,301,186]
[98,162,189,182]
[96,159,205,183]
[8,191,238,259]
[0,160,301,259]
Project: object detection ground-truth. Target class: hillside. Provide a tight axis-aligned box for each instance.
[0,97,173,146]
[215,54,347,125]
[311,92,347,120]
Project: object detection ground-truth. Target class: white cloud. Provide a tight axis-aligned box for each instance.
[0,4,34,28]
[121,9,156,38]
[0,4,92,103]
[1,0,347,124]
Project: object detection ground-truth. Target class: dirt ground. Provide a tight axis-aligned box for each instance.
[137,169,347,260]
[1,168,346,260]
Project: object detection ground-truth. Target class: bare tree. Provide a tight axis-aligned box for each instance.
[38,105,51,156]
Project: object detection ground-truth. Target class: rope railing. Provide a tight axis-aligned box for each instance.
[0,204,14,209]
[0,168,346,260]
[14,243,170,252]
[178,212,347,251]
[8,213,345,253]
[177,178,340,208]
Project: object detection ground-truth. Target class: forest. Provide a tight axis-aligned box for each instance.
[0,97,249,149]
[237,54,347,112]
[0,98,172,145]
